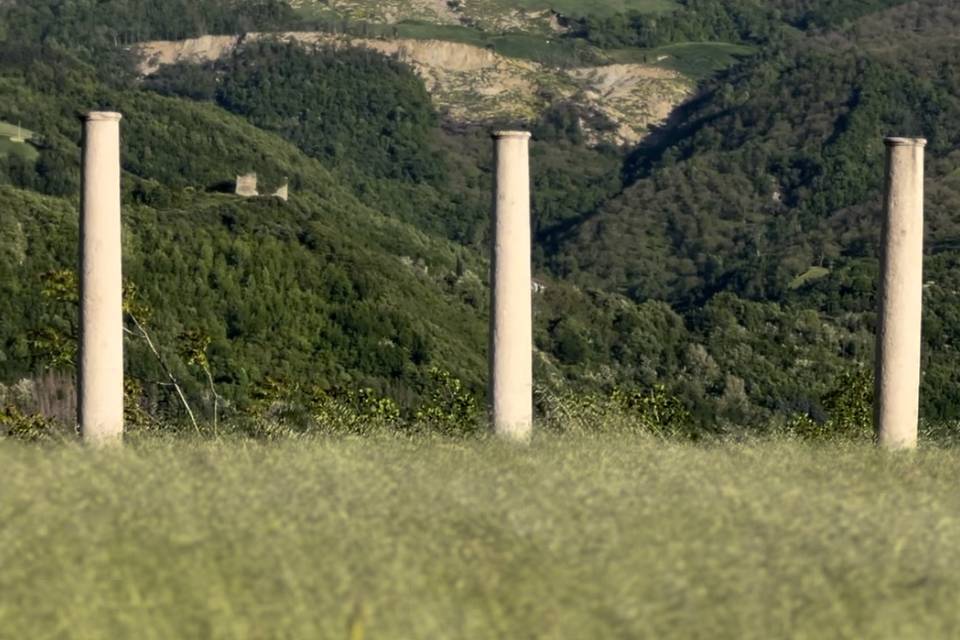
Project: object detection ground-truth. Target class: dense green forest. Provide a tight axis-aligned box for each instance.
[565,0,911,48]
[0,0,295,47]
[557,0,960,419]
[3,0,959,434]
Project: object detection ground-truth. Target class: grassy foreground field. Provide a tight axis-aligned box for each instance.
[2,435,960,639]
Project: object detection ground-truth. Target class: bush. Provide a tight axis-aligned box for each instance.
[415,368,483,436]
[0,404,68,442]
[536,384,693,437]
[310,387,403,435]
[783,369,874,441]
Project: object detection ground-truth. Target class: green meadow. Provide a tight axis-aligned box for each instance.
[607,41,757,79]
[484,0,678,18]
[0,121,29,139]
[3,434,959,639]
[296,0,678,22]
[362,21,592,65]
[0,121,37,161]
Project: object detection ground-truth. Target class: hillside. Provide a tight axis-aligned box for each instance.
[5,0,960,433]
[131,0,766,147]
[0,12,704,423]
[0,81,493,405]
[135,33,695,146]
[553,0,960,416]
[291,0,679,32]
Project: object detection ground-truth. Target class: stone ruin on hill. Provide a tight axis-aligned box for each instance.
[235,173,289,201]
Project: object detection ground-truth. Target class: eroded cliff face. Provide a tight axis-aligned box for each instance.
[136,35,242,74]
[569,65,691,146]
[134,33,693,146]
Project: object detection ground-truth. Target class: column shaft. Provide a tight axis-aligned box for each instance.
[490,131,533,441]
[874,137,926,450]
[79,112,124,445]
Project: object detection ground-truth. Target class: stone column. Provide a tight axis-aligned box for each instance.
[79,112,124,446]
[874,137,926,450]
[490,131,533,442]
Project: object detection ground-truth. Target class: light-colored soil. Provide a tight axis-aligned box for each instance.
[290,0,571,33]
[569,64,693,144]
[290,0,461,24]
[136,35,243,75]
[134,34,694,146]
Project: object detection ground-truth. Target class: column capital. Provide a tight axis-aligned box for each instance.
[83,111,123,122]
[492,130,531,140]
[884,137,926,147]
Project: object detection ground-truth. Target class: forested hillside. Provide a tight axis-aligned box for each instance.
[556,0,960,418]
[3,0,959,433]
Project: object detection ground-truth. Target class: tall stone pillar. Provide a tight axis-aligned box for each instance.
[79,112,124,446]
[874,137,926,450]
[490,131,533,442]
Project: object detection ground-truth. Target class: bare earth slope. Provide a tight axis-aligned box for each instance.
[135,34,693,146]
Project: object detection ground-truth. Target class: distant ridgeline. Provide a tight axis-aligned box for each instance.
[5,0,960,434]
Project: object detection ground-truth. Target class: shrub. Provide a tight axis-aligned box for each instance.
[310,387,403,435]
[0,404,67,442]
[415,368,483,436]
[783,369,874,441]
[536,384,693,437]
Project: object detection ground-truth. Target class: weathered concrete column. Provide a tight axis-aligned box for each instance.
[874,137,926,450]
[489,131,533,442]
[79,112,124,446]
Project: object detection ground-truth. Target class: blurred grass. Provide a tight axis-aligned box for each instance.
[3,435,960,638]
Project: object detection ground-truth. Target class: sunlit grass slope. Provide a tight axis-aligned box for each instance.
[2,436,959,638]
[294,0,679,34]
[608,41,757,79]
[0,120,37,161]
[485,0,679,17]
